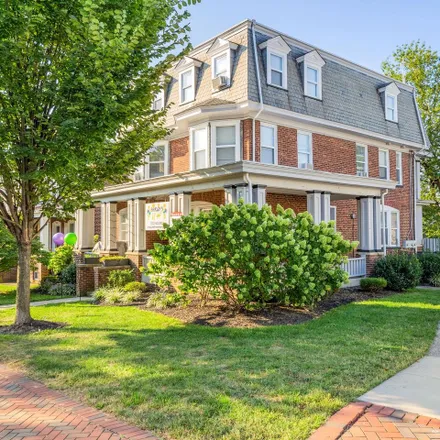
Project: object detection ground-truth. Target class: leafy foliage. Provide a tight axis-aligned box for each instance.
[146,291,189,309]
[360,277,387,293]
[107,269,135,288]
[149,202,355,308]
[100,256,129,261]
[48,245,74,275]
[417,252,440,284]
[373,252,422,291]
[93,286,144,304]
[48,283,76,296]
[0,0,199,323]
[430,273,440,287]
[123,281,148,293]
[59,263,77,284]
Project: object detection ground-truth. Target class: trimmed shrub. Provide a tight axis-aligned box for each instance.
[360,277,387,293]
[93,286,144,304]
[417,252,440,284]
[147,291,189,309]
[38,275,59,293]
[107,269,135,288]
[48,244,74,275]
[373,252,422,291]
[48,283,76,296]
[123,281,148,293]
[430,273,440,287]
[59,263,76,284]
[149,202,356,308]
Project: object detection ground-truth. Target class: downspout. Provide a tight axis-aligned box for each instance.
[381,189,389,256]
[251,19,264,162]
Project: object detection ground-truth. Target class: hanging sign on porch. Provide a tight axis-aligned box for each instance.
[145,202,169,230]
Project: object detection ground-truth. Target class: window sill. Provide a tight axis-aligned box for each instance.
[385,118,398,124]
[267,82,288,91]
[179,99,195,106]
[304,94,322,102]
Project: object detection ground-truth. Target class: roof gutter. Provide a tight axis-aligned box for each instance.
[251,19,264,162]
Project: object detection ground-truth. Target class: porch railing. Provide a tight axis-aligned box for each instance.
[423,238,440,253]
[341,255,367,278]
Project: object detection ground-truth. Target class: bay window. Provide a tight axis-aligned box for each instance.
[260,124,277,164]
[191,125,208,170]
[298,131,313,168]
[212,121,240,166]
[379,149,389,180]
[356,144,368,177]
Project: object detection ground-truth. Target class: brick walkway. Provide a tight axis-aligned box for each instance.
[310,402,440,440]
[0,365,159,440]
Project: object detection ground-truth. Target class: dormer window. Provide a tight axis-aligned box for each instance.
[378,82,400,123]
[297,50,325,100]
[207,38,238,90]
[152,90,164,111]
[259,36,291,90]
[175,56,202,104]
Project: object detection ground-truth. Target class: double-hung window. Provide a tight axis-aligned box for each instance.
[396,151,403,185]
[180,69,194,104]
[306,67,319,98]
[298,132,313,168]
[191,125,208,170]
[379,149,389,180]
[386,93,398,122]
[119,208,128,242]
[356,145,368,177]
[260,124,277,164]
[269,53,285,88]
[147,145,166,179]
[213,52,228,78]
[213,122,239,166]
[152,91,164,111]
[382,206,400,247]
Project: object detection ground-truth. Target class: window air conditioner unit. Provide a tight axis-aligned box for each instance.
[357,171,368,177]
[403,240,417,249]
[212,75,229,90]
[299,163,313,170]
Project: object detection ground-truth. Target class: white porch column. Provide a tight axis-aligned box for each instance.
[224,185,237,205]
[134,198,146,252]
[103,202,117,252]
[252,185,267,208]
[39,216,51,250]
[100,203,107,250]
[358,197,375,252]
[320,192,331,223]
[169,193,178,213]
[416,204,423,246]
[127,199,135,252]
[372,197,382,251]
[307,191,322,224]
[75,208,95,251]
[177,192,192,215]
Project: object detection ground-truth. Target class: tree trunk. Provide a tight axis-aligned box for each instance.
[15,240,33,325]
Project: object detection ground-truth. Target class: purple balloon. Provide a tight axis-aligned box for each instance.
[53,232,65,246]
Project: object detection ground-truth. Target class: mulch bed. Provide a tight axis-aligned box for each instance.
[0,320,66,335]
[148,288,398,328]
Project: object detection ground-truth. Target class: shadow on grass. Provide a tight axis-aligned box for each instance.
[0,290,439,440]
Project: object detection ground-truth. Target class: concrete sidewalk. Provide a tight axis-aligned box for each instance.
[0,296,94,310]
[359,324,440,419]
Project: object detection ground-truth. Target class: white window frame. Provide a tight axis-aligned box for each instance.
[297,131,313,169]
[385,92,398,122]
[118,208,128,242]
[382,206,400,247]
[356,144,368,177]
[305,64,322,99]
[152,90,165,111]
[134,142,169,181]
[267,49,288,89]
[396,151,403,185]
[211,50,231,82]
[190,123,209,171]
[179,67,195,104]
[330,205,337,230]
[211,120,241,167]
[260,123,278,165]
[379,149,390,180]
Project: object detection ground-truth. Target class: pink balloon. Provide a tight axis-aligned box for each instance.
[53,232,65,246]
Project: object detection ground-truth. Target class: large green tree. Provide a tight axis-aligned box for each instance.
[382,41,440,237]
[0,0,198,325]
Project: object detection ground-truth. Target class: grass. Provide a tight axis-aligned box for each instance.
[0,289,439,440]
[0,283,71,306]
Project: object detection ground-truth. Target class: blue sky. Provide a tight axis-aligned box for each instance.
[188,0,439,73]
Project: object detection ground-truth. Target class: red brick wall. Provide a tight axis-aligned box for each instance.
[313,134,356,175]
[278,126,298,167]
[0,267,17,283]
[242,119,253,161]
[76,265,97,295]
[266,193,307,214]
[368,145,379,178]
[170,136,190,173]
[146,230,167,251]
[192,190,225,206]
[384,151,414,242]
[333,199,358,243]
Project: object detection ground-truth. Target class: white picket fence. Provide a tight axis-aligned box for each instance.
[341,255,367,278]
[424,238,440,253]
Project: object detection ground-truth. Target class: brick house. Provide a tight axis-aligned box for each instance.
[39,19,427,285]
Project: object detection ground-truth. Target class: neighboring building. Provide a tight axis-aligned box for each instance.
[46,19,427,282]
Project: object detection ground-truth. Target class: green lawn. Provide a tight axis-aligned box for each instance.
[0,290,439,440]
[0,283,70,305]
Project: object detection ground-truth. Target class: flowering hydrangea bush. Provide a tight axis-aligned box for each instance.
[149,202,355,308]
